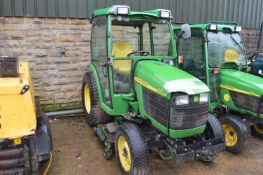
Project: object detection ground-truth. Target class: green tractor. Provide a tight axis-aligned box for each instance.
[174,22,263,153]
[82,6,225,175]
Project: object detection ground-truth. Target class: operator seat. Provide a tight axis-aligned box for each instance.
[112,41,133,92]
[112,41,132,74]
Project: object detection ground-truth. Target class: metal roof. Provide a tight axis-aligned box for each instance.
[0,0,262,29]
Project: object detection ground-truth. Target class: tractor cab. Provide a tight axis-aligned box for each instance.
[82,6,225,175]
[174,22,263,153]
[89,5,177,114]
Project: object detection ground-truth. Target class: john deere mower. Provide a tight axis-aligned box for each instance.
[82,6,225,175]
[0,56,52,174]
[248,22,263,77]
[174,22,263,153]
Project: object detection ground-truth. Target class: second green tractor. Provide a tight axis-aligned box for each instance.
[174,22,263,153]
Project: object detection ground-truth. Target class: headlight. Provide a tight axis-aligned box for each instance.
[200,93,208,103]
[209,24,217,30]
[236,26,242,32]
[161,11,170,18]
[156,9,172,18]
[109,5,130,15]
[117,7,129,14]
[175,95,189,105]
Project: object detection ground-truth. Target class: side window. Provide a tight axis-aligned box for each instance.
[91,16,111,105]
[152,23,171,56]
[178,29,204,79]
[91,16,107,62]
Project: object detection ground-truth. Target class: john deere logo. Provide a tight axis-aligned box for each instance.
[224,94,230,102]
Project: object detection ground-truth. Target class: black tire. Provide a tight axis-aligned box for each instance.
[201,114,225,162]
[251,123,263,139]
[205,114,225,140]
[81,71,111,126]
[115,123,150,175]
[222,116,250,153]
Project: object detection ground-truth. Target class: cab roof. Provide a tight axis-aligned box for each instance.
[174,22,239,32]
[92,5,172,19]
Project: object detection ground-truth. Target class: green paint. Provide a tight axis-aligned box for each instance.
[86,6,211,140]
[174,23,263,120]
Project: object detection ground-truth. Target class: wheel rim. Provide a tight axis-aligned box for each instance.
[223,124,238,147]
[253,124,263,134]
[84,84,91,114]
[118,135,131,172]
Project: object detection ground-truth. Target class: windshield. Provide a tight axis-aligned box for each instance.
[111,17,172,57]
[207,32,247,67]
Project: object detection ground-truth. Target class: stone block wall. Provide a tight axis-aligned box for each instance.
[242,28,261,52]
[0,17,91,103]
[0,17,261,104]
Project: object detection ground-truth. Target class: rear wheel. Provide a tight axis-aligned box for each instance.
[222,116,250,153]
[81,71,110,126]
[115,123,149,175]
[251,123,263,139]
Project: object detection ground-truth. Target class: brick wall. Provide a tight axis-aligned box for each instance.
[0,17,260,104]
[242,28,261,52]
[0,17,91,103]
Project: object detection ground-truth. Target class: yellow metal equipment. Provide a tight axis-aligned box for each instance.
[0,61,36,139]
[0,56,52,175]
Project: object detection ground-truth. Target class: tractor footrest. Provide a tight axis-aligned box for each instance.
[172,137,225,163]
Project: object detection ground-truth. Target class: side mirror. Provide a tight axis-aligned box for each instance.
[181,24,191,39]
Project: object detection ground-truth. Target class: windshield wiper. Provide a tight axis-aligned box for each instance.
[229,34,246,54]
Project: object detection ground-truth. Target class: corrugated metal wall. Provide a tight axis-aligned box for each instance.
[0,0,262,28]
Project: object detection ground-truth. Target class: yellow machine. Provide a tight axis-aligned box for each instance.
[0,57,52,175]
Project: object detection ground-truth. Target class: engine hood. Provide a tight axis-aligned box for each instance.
[220,69,263,96]
[134,60,209,97]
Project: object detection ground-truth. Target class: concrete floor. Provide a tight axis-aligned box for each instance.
[48,117,263,175]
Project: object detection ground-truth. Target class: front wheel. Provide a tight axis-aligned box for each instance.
[200,114,225,162]
[251,123,263,139]
[115,123,150,175]
[222,116,250,153]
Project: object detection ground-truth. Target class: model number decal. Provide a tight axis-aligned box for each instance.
[134,77,167,97]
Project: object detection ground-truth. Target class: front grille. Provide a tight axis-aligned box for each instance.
[170,104,208,130]
[143,88,169,126]
[230,91,260,113]
[0,57,18,77]
[143,88,208,130]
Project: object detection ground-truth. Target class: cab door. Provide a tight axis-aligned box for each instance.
[91,16,112,106]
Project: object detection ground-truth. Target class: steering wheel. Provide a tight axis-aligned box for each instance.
[127,51,150,56]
